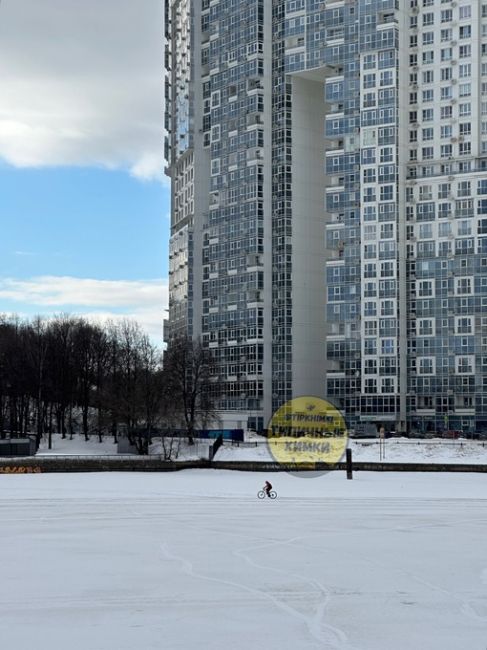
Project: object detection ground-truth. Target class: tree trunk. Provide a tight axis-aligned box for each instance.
[111,421,118,444]
[61,409,66,439]
[69,406,74,440]
[83,406,89,441]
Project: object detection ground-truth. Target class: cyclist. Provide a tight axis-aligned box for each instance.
[263,480,273,498]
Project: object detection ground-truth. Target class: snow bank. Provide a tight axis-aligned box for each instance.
[217,436,487,464]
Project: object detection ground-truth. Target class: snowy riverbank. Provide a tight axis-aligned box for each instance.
[32,433,487,465]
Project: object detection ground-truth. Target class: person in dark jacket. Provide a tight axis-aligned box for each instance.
[263,480,272,497]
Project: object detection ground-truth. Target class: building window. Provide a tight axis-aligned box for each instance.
[381,377,395,393]
[440,125,452,139]
[440,87,452,100]
[363,73,376,89]
[419,280,433,297]
[440,144,452,159]
[363,54,376,70]
[364,378,377,393]
[478,180,487,195]
[455,277,472,295]
[364,359,377,375]
[418,357,435,375]
[381,300,394,316]
[441,48,452,62]
[418,319,434,336]
[363,187,376,202]
[456,317,473,334]
[381,261,394,277]
[457,180,471,197]
[364,263,376,278]
[441,67,452,82]
[365,322,377,336]
[439,222,451,236]
[441,105,452,119]
[419,223,433,239]
[456,356,474,374]
[364,206,377,221]
[380,70,394,86]
[380,185,394,201]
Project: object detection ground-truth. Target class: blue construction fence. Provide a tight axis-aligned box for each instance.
[161,429,244,442]
[199,429,244,442]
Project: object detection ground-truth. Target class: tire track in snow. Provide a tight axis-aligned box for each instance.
[160,537,359,650]
[232,536,358,650]
[325,539,487,627]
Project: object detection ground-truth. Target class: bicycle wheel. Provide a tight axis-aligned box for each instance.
[257,490,266,499]
[268,490,277,499]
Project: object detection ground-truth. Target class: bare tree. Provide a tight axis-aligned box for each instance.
[139,334,164,435]
[45,315,76,440]
[105,321,160,454]
[163,336,219,445]
[72,320,98,441]
[27,317,49,447]
[0,313,166,453]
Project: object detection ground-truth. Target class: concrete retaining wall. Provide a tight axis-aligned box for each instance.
[0,457,210,473]
[0,457,486,473]
[212,461,487,473]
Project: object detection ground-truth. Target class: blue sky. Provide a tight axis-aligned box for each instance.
[1,166,169,280]
[0,0,169,341]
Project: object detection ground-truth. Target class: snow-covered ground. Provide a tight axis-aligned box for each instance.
[35,433,487,464]
[37,434,211,460]
[217,436,487,464]
[37,435,119,456]
[1,470,486,650]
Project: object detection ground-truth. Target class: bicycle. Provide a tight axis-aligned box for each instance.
[257,489,277,499]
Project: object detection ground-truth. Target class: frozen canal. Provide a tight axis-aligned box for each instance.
[1,470,486,650]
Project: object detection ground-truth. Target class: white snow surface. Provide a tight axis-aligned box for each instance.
[1,470,486,650]
[217,437,487,464]
[37,435,119,456]
[35,433,487,464]
[37,434,210,460]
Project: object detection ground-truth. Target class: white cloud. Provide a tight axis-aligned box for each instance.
[82,308,167,344]
[130,152,169,184]
[0,276,168,343]
[0,0,165,181]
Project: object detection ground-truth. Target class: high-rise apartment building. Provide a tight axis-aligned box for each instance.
[165,0,487,436]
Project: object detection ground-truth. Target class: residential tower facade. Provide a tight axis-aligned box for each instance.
[165,0,487,435]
